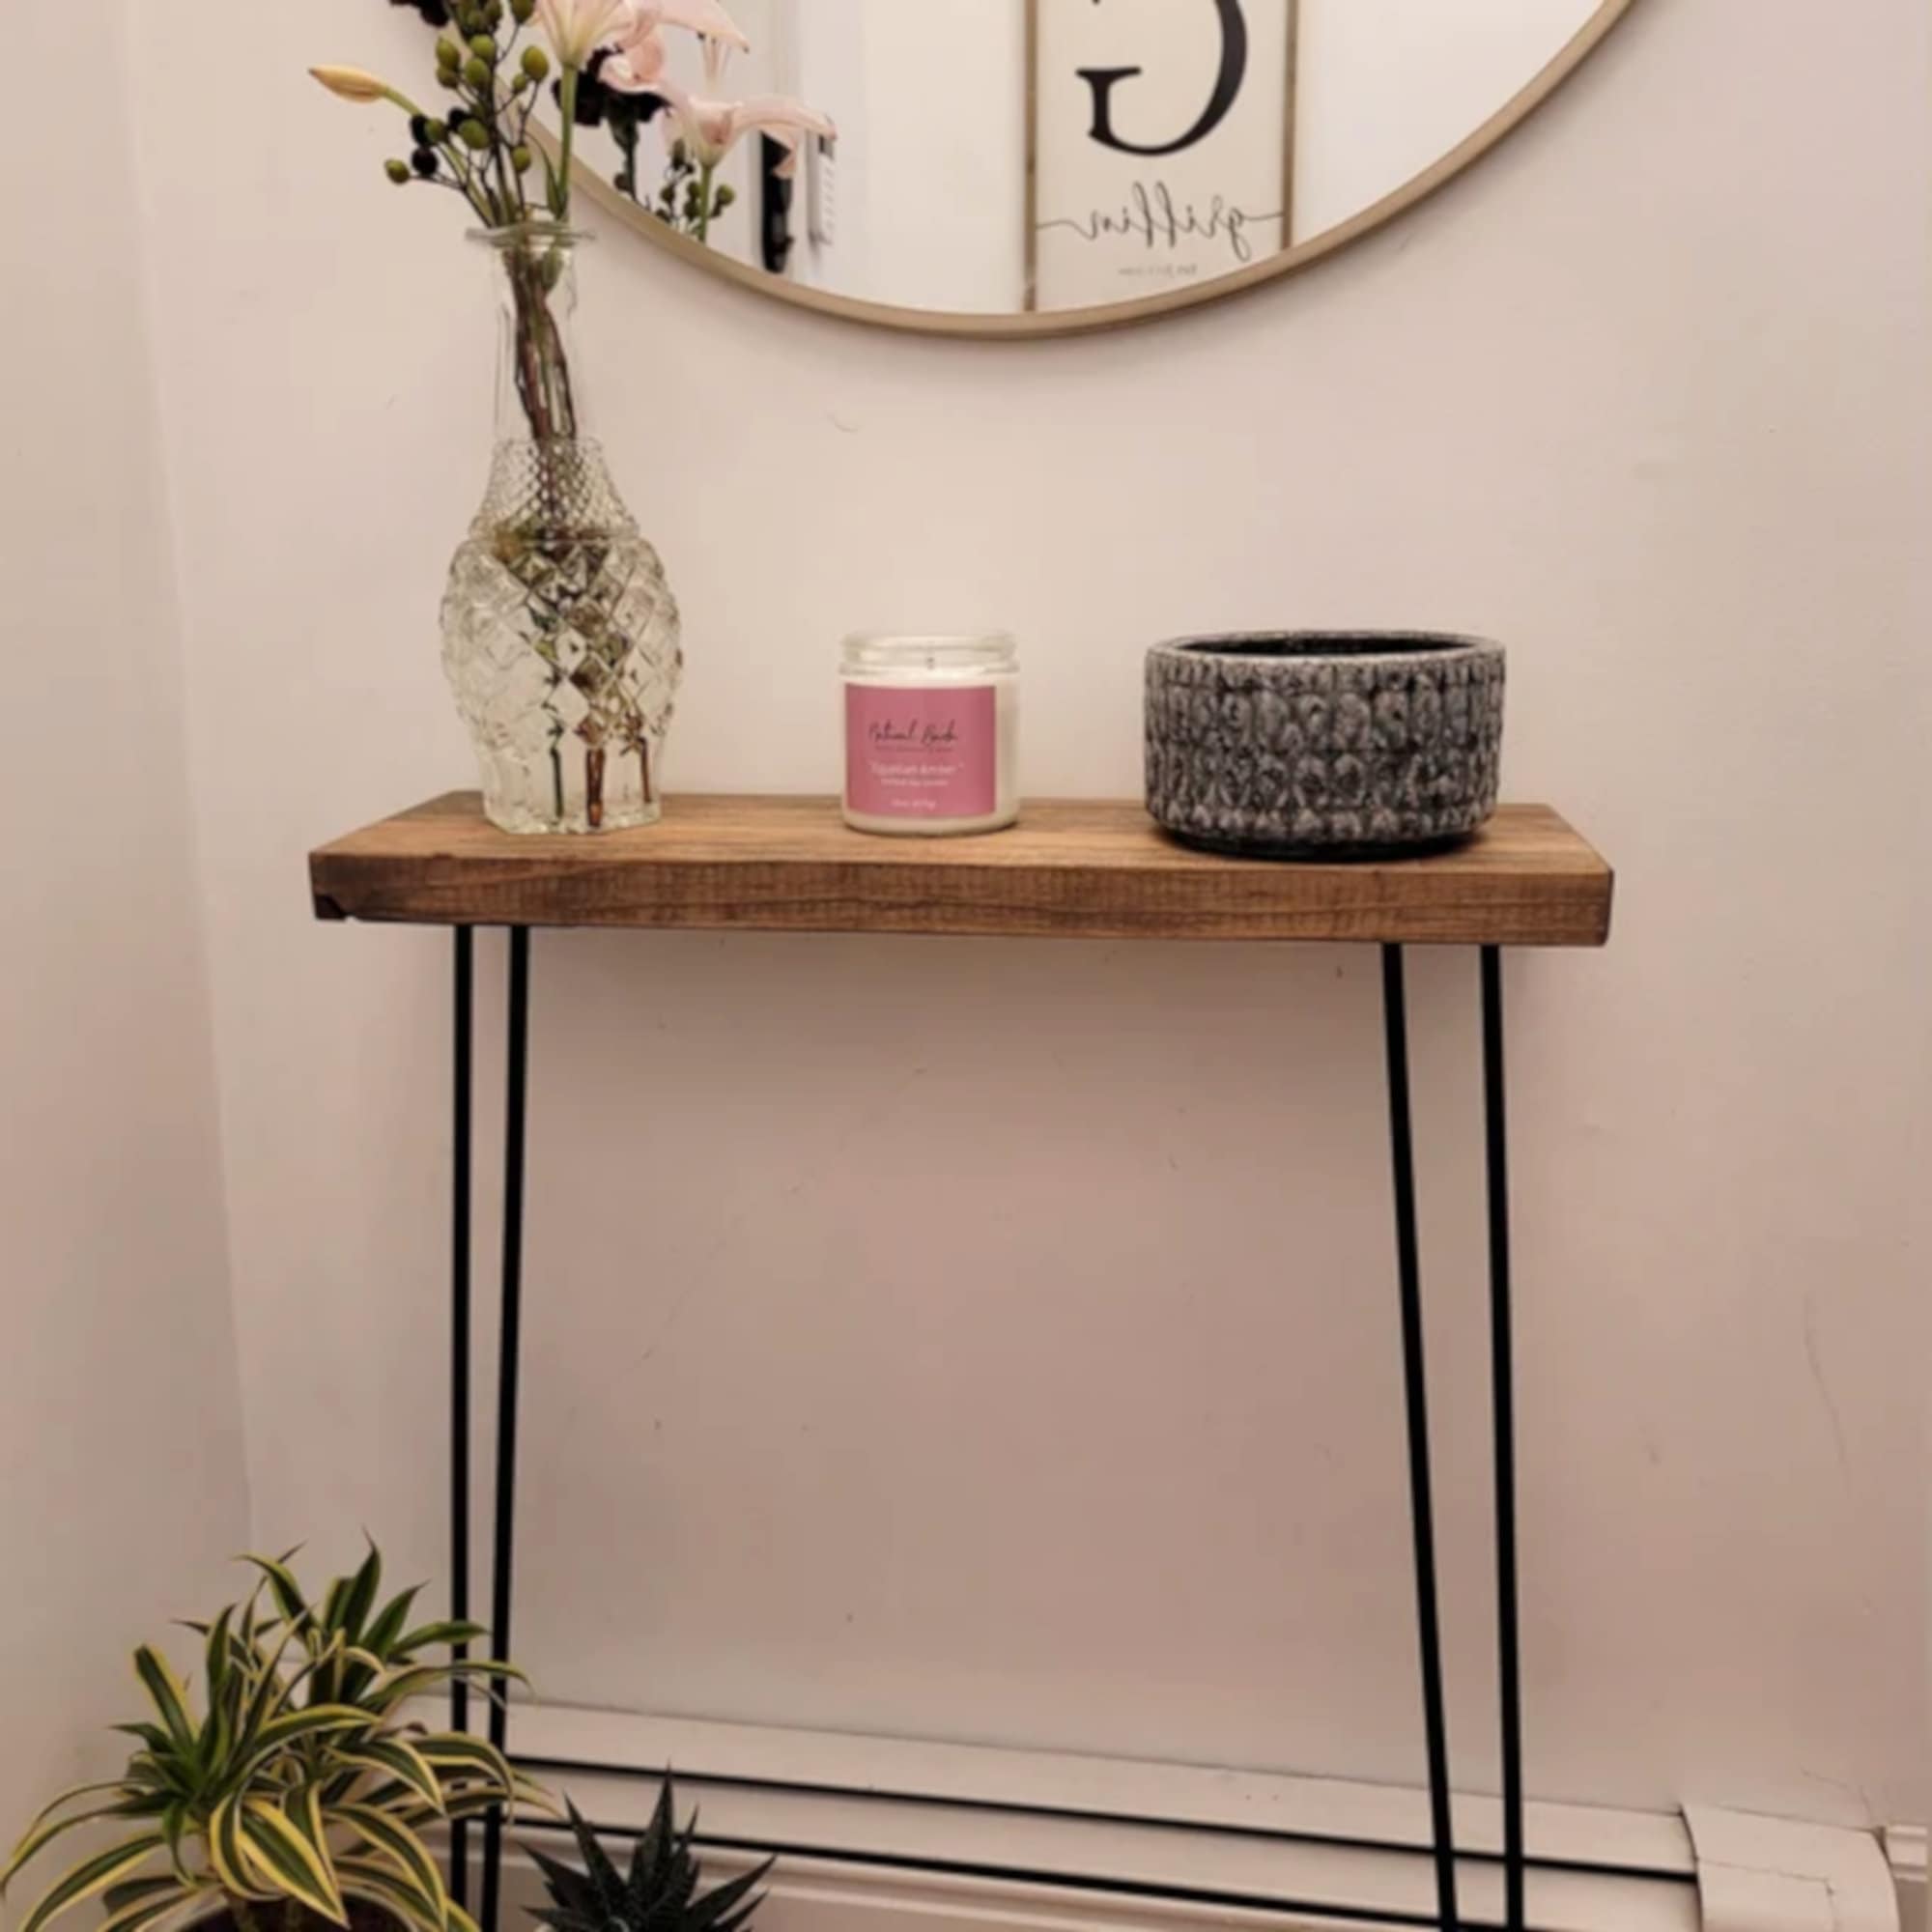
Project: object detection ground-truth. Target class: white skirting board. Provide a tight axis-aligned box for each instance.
[1886,1829,1926,1932]
[457,1701,1902,1932]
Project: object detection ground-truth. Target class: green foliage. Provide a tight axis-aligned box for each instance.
[3,1547,548,1932]
[529,1785,768,1932]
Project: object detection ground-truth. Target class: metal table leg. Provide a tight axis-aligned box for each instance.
[479,928,532,1932]
[1483,948,1524,1932]
[453,932,1526,1932]
[1379,946,1461,1931]
[450,929,475,1909]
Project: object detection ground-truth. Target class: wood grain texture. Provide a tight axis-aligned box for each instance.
[310,796,1613,946]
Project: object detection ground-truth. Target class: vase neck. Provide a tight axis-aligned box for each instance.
[471,437,636,538]
[480,224,590,448]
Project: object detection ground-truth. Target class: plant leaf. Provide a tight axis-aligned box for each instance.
[241,1552,310,1630]
[97,1878,202,1932]
[227,1702,375,1788]
[132,1650,195,1755]
[560,1799,626,1917]
[389,1622,489,1661]
[333,1738,445,1816]
[17,1835,163,1932]
[683,1862,773,1932]
[338,1858,443,1932]
[2,1808,135,1892]
[238,1800,346,1926]
[412,1733,519,1799]
[339,1543,384,1644]
[633,1778,674,1896]
[207,1795,271,1901]
[362,1585,426,1662]
[528,1846,603,1920]
[3,1785,139,1892]
[337,1804,448,1930]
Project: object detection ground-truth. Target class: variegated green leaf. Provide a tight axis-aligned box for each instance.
[207,1795,272,1901]
[333,1738,445,1814]
[338,1857,443,1932]
[132,1650,194,1755]
[3,1784,138,1891]
[338,1803,447,1928]
[1,1807,132,1892]
[17,1834,163,1932]
[227,1702,374,1789]
[97,1877,202,1932]
[390,1622,489,1661]
[202,1607,236,1713]
[238,1800,346,1925]
[361,1585,425,1661]
[413,1733,518,1801]
[339,1544,383,1643]
[241,1552,310,1630]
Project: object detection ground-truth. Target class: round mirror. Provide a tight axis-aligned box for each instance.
[568,0,1635,336]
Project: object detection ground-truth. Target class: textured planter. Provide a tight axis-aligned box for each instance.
[1145,632,1506,857]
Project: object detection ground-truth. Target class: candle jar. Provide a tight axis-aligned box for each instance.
[841,634,1020,836]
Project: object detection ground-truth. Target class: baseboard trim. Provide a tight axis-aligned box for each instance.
[1686,1808,1900,1932]
[494,1703,1697,1931]
[1887,1829,1926,1932]
[439,1702,1899,1932]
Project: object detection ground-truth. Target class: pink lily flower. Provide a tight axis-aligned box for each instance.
[601,0,749,92]
[608,26,834,177]
[536,0,636,71]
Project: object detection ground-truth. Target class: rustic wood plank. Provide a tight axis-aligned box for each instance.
[309,795,1613,946]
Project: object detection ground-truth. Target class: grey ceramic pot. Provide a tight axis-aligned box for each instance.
[1145,633,1506,857]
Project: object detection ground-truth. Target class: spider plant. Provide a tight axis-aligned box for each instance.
[2,1546,548,1932]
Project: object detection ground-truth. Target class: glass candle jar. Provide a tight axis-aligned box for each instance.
[841,634,1020,836]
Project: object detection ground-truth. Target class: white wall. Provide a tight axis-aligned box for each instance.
[1293,0,1601,239]
[126,0,1926,1839]
[0,0,251,1853]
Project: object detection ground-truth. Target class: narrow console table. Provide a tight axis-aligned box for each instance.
[310,793,1614,1932]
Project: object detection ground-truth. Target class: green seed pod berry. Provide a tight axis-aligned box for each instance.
[521,44,550,82]
[469,34,497,59]
[385,158,412,185]
[714,184,737,210]
[462,56,492,88]
[460,116,492,150]
[428,120,449,143]
[512,0,537,20]
[512,145,533,174]
[435,34,462,65]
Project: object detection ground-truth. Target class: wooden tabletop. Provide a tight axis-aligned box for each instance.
[309,795,1613,947]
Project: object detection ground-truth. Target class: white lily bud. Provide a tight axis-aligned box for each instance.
[310,66,396,105]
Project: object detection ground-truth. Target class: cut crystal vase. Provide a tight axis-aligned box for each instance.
[442,225,682,835]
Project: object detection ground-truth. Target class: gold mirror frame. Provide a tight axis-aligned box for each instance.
[576,0,1636,339]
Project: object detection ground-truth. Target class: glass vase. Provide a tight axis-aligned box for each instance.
[442,225,682,835]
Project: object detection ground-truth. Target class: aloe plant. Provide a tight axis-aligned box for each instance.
[2,1546,547,1932]
[529,1785,767,1932]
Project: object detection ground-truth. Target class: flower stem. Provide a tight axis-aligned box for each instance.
[696,161,716,243]
[558,69,580,221]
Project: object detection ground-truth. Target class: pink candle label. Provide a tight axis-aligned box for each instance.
[846,684,998,819]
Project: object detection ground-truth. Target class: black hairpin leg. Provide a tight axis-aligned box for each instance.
[450,930,475,1908]
[480,928,532,1932]
[1482,948,1524,1932]
[1380,947,1460,1932]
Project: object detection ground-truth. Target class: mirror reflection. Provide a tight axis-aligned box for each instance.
[561,0,1614,319]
